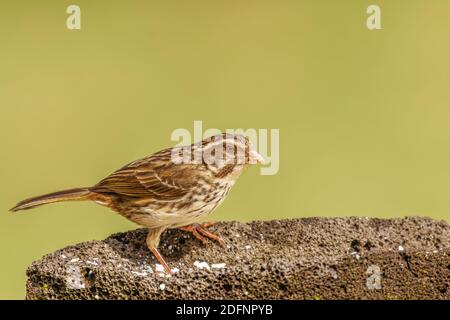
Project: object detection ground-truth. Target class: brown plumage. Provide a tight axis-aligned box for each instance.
[10,133,263,274]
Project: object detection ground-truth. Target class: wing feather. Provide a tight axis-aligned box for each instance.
[92,151,201,201]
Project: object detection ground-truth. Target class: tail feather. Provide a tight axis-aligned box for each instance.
[10,188,92,212]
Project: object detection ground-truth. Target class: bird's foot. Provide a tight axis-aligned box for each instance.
[179,222,225,246]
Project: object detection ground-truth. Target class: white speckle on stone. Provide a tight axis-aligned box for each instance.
[350,252,360,260]
[433,250,438,253]
[141,265,153,274]
[398,246,404,252]
[61,254,67,259]
[65,265,85,289]
[155,264,165,272]
[132,271,148,277]
[70,258,80,263]
[245,245,251,250]
[329,268,338,279]
[86,260,98,266]
[171,267,180,273]
[168,245,173,250]
[211,263,226,269]
[235,234,240,238]
[159,283,166,290]
[194,260,211,270]
[94,294,100,299]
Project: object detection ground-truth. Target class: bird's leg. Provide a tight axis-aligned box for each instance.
[179,222,225,246]
[146,227,173,275]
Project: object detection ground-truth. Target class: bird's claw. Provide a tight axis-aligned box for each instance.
[179,222,225,246]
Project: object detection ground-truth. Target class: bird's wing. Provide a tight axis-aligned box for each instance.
[91,151,201,201]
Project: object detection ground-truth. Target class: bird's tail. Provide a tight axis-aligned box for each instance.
[10,187,92,212]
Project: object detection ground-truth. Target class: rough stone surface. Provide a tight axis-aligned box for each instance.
[26,217,449,300]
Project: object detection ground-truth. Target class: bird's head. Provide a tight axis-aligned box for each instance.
[198,133,264,180]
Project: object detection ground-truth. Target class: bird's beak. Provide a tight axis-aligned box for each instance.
[249,150,264,164]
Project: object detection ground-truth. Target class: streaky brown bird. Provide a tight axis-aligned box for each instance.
[10,133,263,274]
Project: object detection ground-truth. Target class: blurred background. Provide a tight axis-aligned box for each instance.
[1,0,450,299]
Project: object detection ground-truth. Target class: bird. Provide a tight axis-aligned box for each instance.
[10,133,264,274]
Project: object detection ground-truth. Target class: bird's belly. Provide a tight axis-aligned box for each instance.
[136,201,216,228]
[130,186,231,229]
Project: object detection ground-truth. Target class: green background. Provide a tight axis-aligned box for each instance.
[1,0,449,299]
